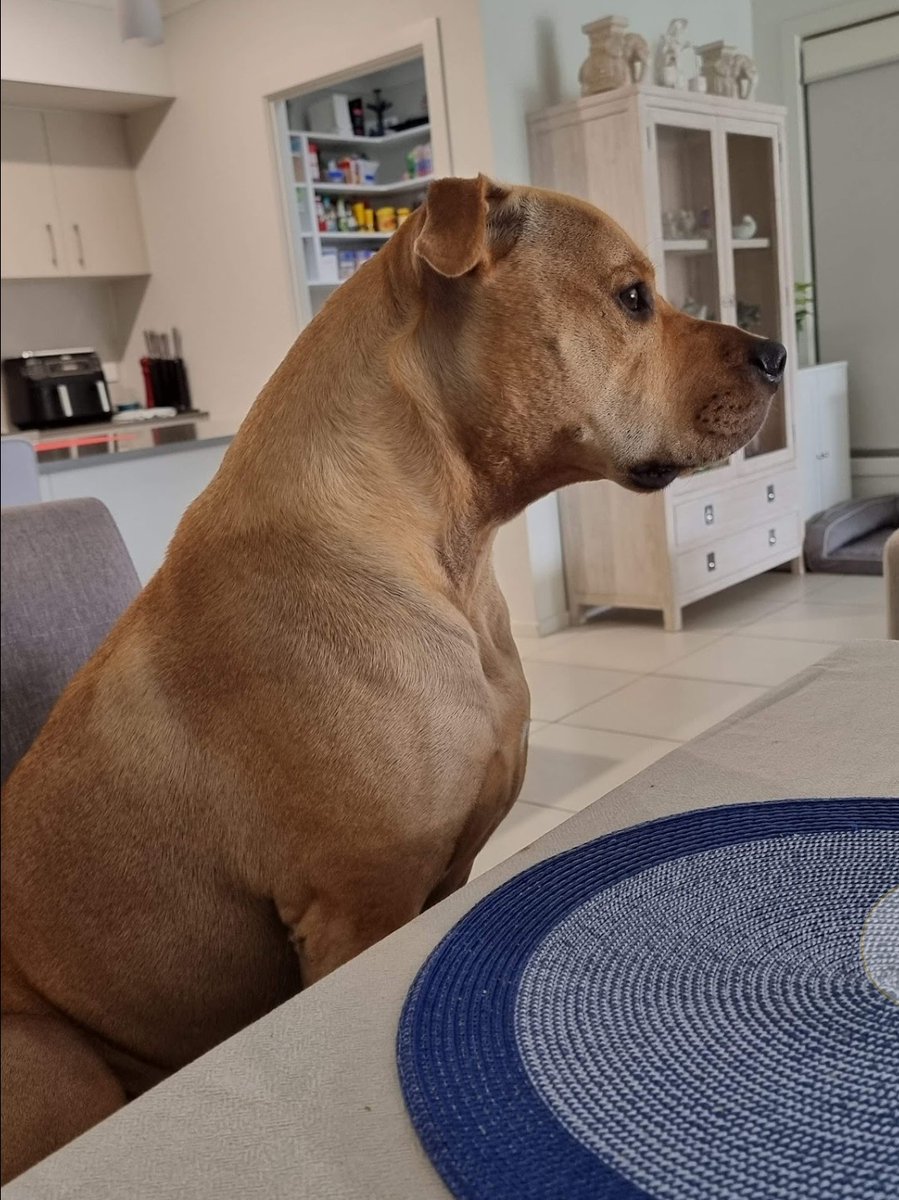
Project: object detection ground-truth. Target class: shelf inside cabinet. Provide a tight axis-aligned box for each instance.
[301,231,392,242]
[306,175,433,195]
[288,123,430,148]
[663,238,712,253]
[732,238,771,250]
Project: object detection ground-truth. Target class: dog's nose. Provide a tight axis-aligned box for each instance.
[749,338,787,384]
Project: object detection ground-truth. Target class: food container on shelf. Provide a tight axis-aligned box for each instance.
[337,250,357,281]
[376,207,397,233]
[319,247,339,283]
[306,93,352,136]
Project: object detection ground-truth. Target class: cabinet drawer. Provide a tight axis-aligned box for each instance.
[673,473,798,546]
[676,511,801,595]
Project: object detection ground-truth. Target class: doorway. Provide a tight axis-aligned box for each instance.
[804,15,899,457]
[271,39,451,325]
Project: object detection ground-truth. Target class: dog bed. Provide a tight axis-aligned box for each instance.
[397,798,898,1200]
[804,494,899,575]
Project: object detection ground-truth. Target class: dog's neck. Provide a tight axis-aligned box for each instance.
[218,232,565,599]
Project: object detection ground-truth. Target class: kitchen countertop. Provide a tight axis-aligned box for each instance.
[1,413,236,473]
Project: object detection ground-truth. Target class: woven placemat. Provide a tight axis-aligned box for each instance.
[397,799,899,1199]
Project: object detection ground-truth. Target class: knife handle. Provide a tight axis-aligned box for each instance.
[140,357,155,408]
[173,359,192,412]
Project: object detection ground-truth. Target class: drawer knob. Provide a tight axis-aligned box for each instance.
[706,552,717,572]
[704,503,715,525]
[768,528,777,546]
[766,484,776,503]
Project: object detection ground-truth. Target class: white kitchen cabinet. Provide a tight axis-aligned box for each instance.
[796,361,851,520]
[0,107,67,278]
[43,110,149,278]
[528,84,802,631]
[1,106,149,280]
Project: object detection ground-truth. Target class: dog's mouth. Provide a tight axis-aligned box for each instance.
[627,462,681,491]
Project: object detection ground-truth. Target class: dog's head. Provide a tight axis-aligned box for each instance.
[398,175,784,509]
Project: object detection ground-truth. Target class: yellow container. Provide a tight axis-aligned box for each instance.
[364,207,375,232]
[396,207,412,226]
[376,206,397,233]
[351,201,366,230]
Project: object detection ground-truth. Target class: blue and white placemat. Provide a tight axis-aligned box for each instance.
[397,799,899,1199]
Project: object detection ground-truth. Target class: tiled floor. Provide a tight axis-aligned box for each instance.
[472,569,887,877]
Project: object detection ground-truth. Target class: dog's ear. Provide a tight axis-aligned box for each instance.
[414,175,517,278]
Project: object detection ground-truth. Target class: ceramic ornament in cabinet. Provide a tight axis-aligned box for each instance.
[527,84,802,631]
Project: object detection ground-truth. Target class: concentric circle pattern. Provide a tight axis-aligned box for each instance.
[397,800,899,1200]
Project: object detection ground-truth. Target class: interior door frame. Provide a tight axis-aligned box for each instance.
[776,0,897,366]
[266,16,453,330]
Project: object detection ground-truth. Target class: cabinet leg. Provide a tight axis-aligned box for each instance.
[790,555,806,576]
[663,603,683,633]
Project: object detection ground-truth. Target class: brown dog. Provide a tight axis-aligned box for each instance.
[0,175,783,1181]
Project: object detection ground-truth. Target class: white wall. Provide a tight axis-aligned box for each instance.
[479,1,755,636]
[479,1,754,185]
[121,0,494,429]
[0,0,171,98]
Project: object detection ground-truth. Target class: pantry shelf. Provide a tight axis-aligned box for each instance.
[307,175,434,195]
[288,123,430,147]
[300,231,392,241]
[662,238,712,253]
[318,231,392,242]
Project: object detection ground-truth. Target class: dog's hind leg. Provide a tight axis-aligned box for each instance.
[1,1011,126,1184]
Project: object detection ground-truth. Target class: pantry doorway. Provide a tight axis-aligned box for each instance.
[270,21,452,325]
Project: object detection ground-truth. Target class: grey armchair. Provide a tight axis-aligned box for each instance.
[1,499,140,785]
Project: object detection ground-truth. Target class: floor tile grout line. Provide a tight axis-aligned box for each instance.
[549,720,688,743]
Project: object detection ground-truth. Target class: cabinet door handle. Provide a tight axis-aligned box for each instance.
[766,484,776,503]
[706,552,717,572]
[704,503,715,526]
[45,223,58,267]
[768,529,777,547]
[73,223,85,268]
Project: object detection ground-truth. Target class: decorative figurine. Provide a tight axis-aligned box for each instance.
[737,300,762,331]
[696,41,740,98]
[655,19,691,89]
[624,31,650,83]
[734,54,759,100]
[683,297,711,321]
[578,16,630,96]
[732,214,758,240]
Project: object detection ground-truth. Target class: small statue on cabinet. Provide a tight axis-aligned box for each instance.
[737,300,762,332]
[696,41,740,98]
[682,297,711,321]
[623,32,650,84]
[655,18,691,89]
[734,54,759,100]
[578,16,630,96]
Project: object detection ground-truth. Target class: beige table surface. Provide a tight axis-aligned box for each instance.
[5,641,898,1200]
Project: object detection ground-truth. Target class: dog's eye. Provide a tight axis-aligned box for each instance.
[619,283,652,317]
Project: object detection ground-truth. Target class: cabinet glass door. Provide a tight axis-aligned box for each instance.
[724,130,788,460]
[653,121,731,481]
